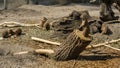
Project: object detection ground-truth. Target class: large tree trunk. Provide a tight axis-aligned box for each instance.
[52,29,91,61]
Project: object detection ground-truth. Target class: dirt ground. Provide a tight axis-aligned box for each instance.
[0,4,120,68]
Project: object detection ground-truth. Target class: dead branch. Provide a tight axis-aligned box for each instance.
[31,37,120,50]
[86,39,120,49]
[31,37,61,46]
[13,39,120,58]
[35,49,54,54]
[13,51,29,55]
[104,45,120,51]
[0,21,40,27]
[13,49,54,55]
[104,20,120,24]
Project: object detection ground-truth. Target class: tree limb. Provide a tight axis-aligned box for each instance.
[104,45,120,51]
[86,39,120,49]
[13,49,54,55]
[31,37,61,46]
[0,21,40,27]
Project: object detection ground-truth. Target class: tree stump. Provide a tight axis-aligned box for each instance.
[52,29,92,61]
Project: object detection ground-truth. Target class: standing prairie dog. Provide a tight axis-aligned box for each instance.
[40,17,48,27]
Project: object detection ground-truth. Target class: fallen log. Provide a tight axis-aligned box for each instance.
[31,37,60,46]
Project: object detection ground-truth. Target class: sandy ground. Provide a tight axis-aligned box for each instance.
[0,4,120,68]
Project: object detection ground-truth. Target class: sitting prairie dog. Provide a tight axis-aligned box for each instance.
[80,12,91,37]
[75,13,92,41]
[8,29,15,36]
[40,17,48,27]
[14,28,22,36]
[40,17,56,30]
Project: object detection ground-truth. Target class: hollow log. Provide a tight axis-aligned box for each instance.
[52,29,92,61]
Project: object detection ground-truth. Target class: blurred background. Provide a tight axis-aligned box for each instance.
[0,0,100,10]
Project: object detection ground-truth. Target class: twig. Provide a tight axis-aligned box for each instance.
[31,37,61,46]
[104,45,120,51]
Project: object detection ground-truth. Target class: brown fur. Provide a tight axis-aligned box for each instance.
[76,13,92,41]
[40,17,48,27]
[8,29,15,36]
[2,30,9,38]
[43,19,56,30]
[14,28,22,36]
[101,23,109,34]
